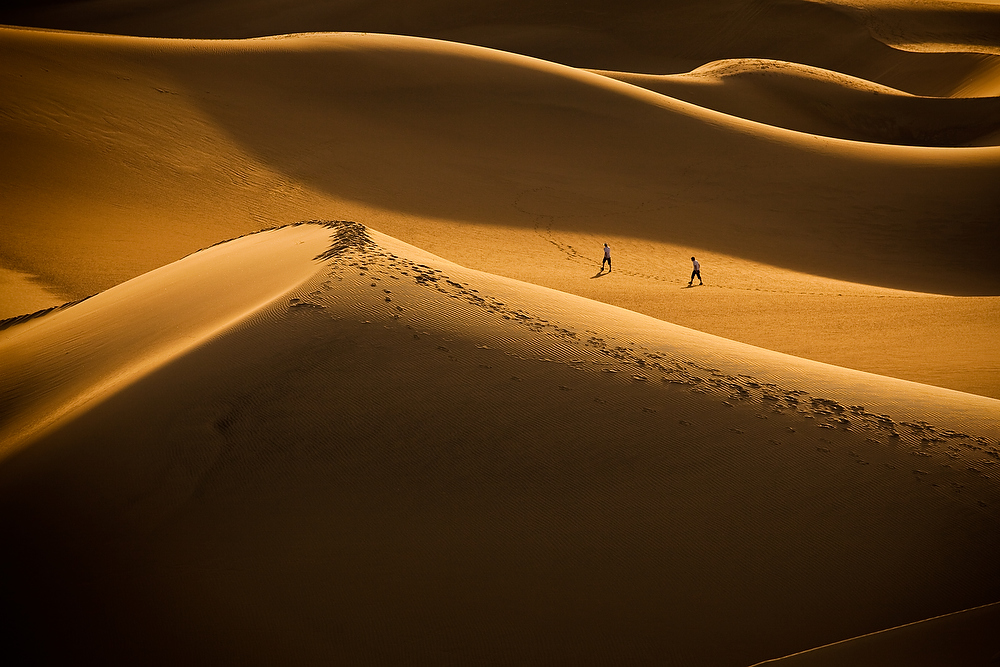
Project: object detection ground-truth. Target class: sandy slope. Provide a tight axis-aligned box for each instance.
[0,223,333,455]
[2,4,999,664]
[594,59,1000,146]
[2,222,998,666]
[1,26,998,398]
[815,0,1000,56]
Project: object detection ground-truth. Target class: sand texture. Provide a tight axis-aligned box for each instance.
[1,2,999,665]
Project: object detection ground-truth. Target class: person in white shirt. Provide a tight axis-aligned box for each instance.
[602,243,612,272]
[688,256,702,286]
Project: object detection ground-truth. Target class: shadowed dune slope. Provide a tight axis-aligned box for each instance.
[3,0,999,96]
[751,601,1000,667]
[2,222,999,666]
[814,0,1000,56]
[595,59,1000,146]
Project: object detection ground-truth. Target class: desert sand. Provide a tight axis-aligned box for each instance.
[1,1,999,665]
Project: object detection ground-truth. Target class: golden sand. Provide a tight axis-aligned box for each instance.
[1,2,998,665]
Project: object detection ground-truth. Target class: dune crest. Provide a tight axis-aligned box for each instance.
[2,0,996,95]
[0,223,333,457]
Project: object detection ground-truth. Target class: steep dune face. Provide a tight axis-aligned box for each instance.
[2,223,998,666]
[596,59,1000,146]
[2,0,997,95]
[0,223,334,456]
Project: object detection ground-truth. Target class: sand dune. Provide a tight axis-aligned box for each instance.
[0,223,333,455]
[595,59,1000,146]
[2,222,998,666]
[3,0,998,95]
[2,26,998,398]
[5,27,996,298]
[815,0,1000,56]
[1,3,999,664]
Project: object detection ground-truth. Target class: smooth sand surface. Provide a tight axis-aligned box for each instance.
[1,2,999,664]
[0,223,333,454]
[594,59,1000,146]
[2,222,999,666]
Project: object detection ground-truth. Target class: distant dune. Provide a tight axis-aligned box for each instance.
[1,2,999,665]
[3,0,999,95]
[595,59,1000,146]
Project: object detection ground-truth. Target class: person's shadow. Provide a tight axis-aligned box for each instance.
[591,269,609,279]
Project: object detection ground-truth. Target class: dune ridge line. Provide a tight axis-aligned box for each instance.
[746,599,1000,665]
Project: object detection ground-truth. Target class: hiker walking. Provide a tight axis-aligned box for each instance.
[688,256,703,286]
[602,243,612,272]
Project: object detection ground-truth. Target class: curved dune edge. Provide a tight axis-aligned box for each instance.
[1,220,997,665]
[1,0,996,96]
[749,600,1000,666]
[592,59,1000,146]
[809,1,1000,95]
[368,226,1000,436]
[813,0,1000,55]
[0,223,335,458]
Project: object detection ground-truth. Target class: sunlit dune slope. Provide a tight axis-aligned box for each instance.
[0,223,333,453]
[3,0,998,95]
[2,26,999,399]
[3,28,998,298]
[0,28,347,304]
[2,222,999,666]
[595,59,1000,146]
[83,32,1000,295]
